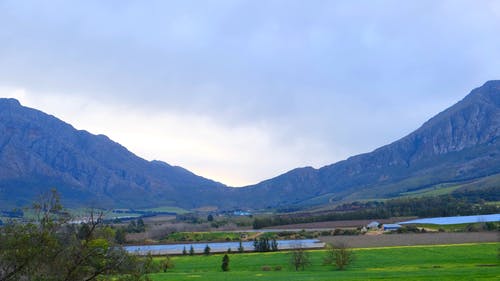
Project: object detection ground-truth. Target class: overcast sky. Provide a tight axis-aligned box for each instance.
[1,0,499,186]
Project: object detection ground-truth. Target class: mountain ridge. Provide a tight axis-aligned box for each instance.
[1,80,499,210]
[232,80,500,208]
[0,99,229,208]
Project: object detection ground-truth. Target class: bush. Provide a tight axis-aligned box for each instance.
[324,243,354,270]
[261,265,272,271]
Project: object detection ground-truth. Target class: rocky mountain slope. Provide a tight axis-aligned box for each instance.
[1,80,498,210]
[0,99,229,208]
[233,80,500,208]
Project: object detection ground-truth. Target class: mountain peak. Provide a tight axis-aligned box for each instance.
[469,80,500,106]
[0,98,21,107]
[0,99,229,208]
[233,81,500,208]
[482,80,500,87]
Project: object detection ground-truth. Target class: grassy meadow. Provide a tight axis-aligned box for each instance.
[148,243,499,281]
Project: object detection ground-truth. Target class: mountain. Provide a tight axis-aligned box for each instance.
[233,80,500,208]
[0,99,229,208]
[1,81,499,211]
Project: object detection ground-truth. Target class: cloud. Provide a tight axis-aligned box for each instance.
[1,1,499,185]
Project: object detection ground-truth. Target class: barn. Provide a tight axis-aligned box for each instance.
[383,224,402,231]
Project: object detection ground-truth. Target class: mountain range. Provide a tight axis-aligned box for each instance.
[1,81,499,210]
[236,80,500,208]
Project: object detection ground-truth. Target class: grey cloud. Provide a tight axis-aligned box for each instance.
[1,0,500,162]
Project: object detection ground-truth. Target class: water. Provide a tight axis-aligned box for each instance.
[125,239,324,255]
[398,214,500,225]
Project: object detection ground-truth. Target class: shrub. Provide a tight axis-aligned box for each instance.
[221,254,230,271]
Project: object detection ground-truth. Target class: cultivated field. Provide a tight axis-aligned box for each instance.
[262,218,415,229]
[148,243,500,281]
[319,232,500,248]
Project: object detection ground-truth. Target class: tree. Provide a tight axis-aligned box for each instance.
[323,242,354,270]
[289,243,311,271]
[189,245,195,256]
[126,219,146,233]
[253,237,272,252]
[271,239,279,251]
[136,218,146,232]
[204,244,211,255]
[115,228,127,244]
[207,214,214,222]
[159,255,175,272]
[221,254,230,271]
[0,189,155,281]
[238,241,244,253]
[182,246,187,255]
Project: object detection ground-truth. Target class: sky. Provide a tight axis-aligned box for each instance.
[1,0,500,186]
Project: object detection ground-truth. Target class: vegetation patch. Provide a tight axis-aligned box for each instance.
[147,243,499,281]
[162,231,245,242]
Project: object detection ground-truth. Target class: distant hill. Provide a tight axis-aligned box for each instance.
[0,98,229,208]
[1,80,499,210]
[233,80,500,208]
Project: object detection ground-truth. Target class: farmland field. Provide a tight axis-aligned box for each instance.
[319,232,499,248]
[148,243,499,281]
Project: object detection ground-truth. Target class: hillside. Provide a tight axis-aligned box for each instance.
[233,80,500,208]
[0,81,498,210]
[0,99,229,208]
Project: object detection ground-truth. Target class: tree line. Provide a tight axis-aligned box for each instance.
[253,191,500,229]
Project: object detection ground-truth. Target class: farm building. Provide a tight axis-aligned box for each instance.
[367,221,380,229]
[383,224,402,231]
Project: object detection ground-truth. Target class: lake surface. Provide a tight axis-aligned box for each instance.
[398,214,500,225]
[125,239,324,255]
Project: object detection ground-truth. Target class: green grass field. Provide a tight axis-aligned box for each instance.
[149,243,499,280]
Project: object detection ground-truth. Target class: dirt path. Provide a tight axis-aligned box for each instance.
[319,232,499,248]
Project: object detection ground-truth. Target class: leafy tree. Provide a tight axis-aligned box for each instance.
[127,220,137,232]
[189,245,195,256]
[253,237,276,252]
[115,227,127,244]
[221,254,230,271]
[204,244,211,255]
[289,244,310,271]
[182,246,187,255]
[137,218,146,232]
[207,214,214,222]
[271,239,279,251]
[0,189,154,281]
[126,219,146,233]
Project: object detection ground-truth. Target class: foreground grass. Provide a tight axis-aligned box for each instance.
[150,243,499,280]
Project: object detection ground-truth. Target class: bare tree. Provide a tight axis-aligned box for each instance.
[289,243,311,271]
[323,242,354,270]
